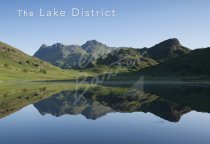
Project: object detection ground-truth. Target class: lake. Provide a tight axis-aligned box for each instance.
[0,81,210,144]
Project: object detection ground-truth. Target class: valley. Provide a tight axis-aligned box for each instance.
[1,38,210,82]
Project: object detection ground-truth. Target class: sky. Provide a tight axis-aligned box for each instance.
[0,0,210,55]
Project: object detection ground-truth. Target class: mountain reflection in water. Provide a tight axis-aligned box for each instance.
[30,82,210,122]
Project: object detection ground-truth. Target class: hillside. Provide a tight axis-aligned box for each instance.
[0,41,89,80]
[141,47,210,76]
[97,48,158,69]
[147,38,191,62]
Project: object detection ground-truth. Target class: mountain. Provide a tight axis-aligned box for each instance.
[81,40,113,59]
[96,38,190,69]
[147,38,191,62]
[34,43,90,69]
[34,40,114,69]
[97,48,158,69]
[142,47,210,76]
[34,38,191,70]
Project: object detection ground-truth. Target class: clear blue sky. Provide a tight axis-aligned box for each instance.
[0,0,210,55]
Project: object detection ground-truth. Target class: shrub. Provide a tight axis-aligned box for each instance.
[34,64,39,67]
[26,60,30,64]
[3,93,8,97]
[43,69,47,74]
[4,63,8,68]
[22,88,28,92]
[39,68,47,74]
[39,87,47,92]
[22,68,28,73]
[33,93,39,97]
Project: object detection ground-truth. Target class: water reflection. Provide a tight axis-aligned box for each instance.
[1,82,210,144]
[33,83,210,122]
[0,82,210,122]
[34,91,114,120]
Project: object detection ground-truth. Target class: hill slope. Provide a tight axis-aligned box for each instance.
[97,48,158,69]
[141,47,210,76]
[0,41,87,80]
[147,38,191,62]
[0,41,57,69]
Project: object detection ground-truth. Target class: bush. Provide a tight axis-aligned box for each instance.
[39,68,47,74]
[34,64,39,67]
[3,93,8,97]
[22,89,28,92]
[4,63,8,68]
[22,68,28,73]
[26,60,30,64]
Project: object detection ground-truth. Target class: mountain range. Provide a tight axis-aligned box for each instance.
[1,38,210,80]
[34,40,113,69]
[33,38,193,70]
[34,38,191,69]
[33,38,210,77]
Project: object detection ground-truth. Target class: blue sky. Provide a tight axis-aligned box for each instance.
[0,0,210,55]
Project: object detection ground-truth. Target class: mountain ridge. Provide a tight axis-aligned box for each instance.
[34,40,114,69]
[147,38,191,61]
[34,38,191,69]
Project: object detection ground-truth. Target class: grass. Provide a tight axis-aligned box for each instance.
[0,41,98,81]
[1,40,210,83]
[0,67,96,81]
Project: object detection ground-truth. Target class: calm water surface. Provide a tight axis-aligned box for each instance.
[0,82,210,144]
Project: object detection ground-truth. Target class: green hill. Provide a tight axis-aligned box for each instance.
[141,47,210,76]
[0,41,90,81]
[147,38,191,62]
[0,41,58,70]
[97,48,158,69]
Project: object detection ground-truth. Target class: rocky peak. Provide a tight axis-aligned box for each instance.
[81,40,108,51]
[40,44,48,49]
[51,43,65,49]
[148,38,190,61]
[162,38,181,46]
[83,40,101,45]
